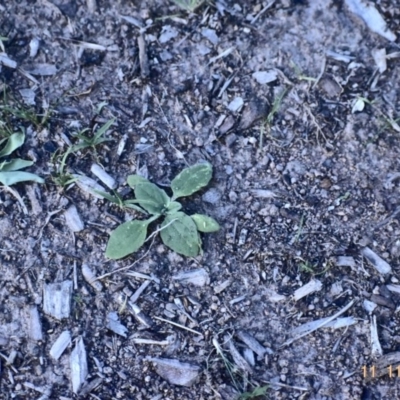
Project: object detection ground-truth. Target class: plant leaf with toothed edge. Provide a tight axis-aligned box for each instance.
[106,219,150,259]
[160,212,200,257]
[134,182,170,214]
[191,214,220,232]
[171,162,212,200]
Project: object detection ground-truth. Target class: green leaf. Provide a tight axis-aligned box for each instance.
[191,214,220,232]
[166,201,182,213]
[160,212,200,257]
[93,118,115,142]
[134,182,170,214]
[127,174,151,188]
[93,189,122,205]
[0,171,44,186]
[0,132,25,158]
[239,385,269,400]
[105,219,149,259]
[171,162,213,200]
[0,158,33,171]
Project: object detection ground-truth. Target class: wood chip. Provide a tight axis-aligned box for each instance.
[90,163,116,189]
[138,34,149,78]
[293,279,322,301]
[236,330,267,358]
[106,312,128,337]
[172,268,210,287]
[27,306,43,341]
[148,357,201,387]
[50,331,71,360]
[64,205,84,232]
[361,247,392,275]
[70,337,88,394]
[43,281,73,320]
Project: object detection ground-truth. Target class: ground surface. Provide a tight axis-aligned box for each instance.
[1,0,400,399]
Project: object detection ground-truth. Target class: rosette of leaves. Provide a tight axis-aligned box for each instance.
[0,132,44,186]
[104,162,219,259]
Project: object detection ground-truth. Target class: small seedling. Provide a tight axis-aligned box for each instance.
[0,131,44,186]
[52,118,115,187]
[259,88,287,150]
[103,162,219,259]
[172,0,204,12]
[239,386,269,400]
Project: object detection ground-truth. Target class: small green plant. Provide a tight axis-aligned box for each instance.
[0,132,44,186]
[171,0,204,12]
[239,386,269,400]
[52,118,114,187]
[259,88,287,150]
[104,162,219,259]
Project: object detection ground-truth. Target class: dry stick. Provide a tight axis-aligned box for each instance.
[35,209,63,243]
[304,105,327,142]
[153,93,189,166]
[279,299,356,348]
[260,380,309,392]
[251,0,276,24]
[3,186,28,214]
[94,234,157,281]
[312,56,326,90]
[153,316,203,336]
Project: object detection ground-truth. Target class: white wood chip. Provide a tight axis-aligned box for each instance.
[148,357,200,387]
[361,247,392,275]
[0,52,17,68]
[386,284,400,295]
[117,134,127,156]
[81,264,103,292]
[227,97,244,112]
[64,205,84,232]
[172,269,210,287]
[43,281,72,320]
[236,330,267,357]
[336,256,355,267]
[293,279,322,301]
[29,38,40,58]
[50,331,71,360]
[74,174,105,198]
[363,299,377,314]
[251,189,277,198]
[345,0,396,42]
[26,63,58,76]
[214,279,232,294]
[130,280,151,303]
[291,317,357,337]
[70,337,88,394]
[90,163,116,189]
[371,48,387,73]
[281,299,355,347]
[371,315,383,357]
[106,312,128,337]
[27,305,43,341]
[252,70,278,84]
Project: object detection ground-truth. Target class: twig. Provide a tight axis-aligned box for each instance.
[260,380,309,392]
[279,299,356,348]
[154,316,203,336]
[3,186,28,214]
[251,1,276,24]
[94,234,156,281]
